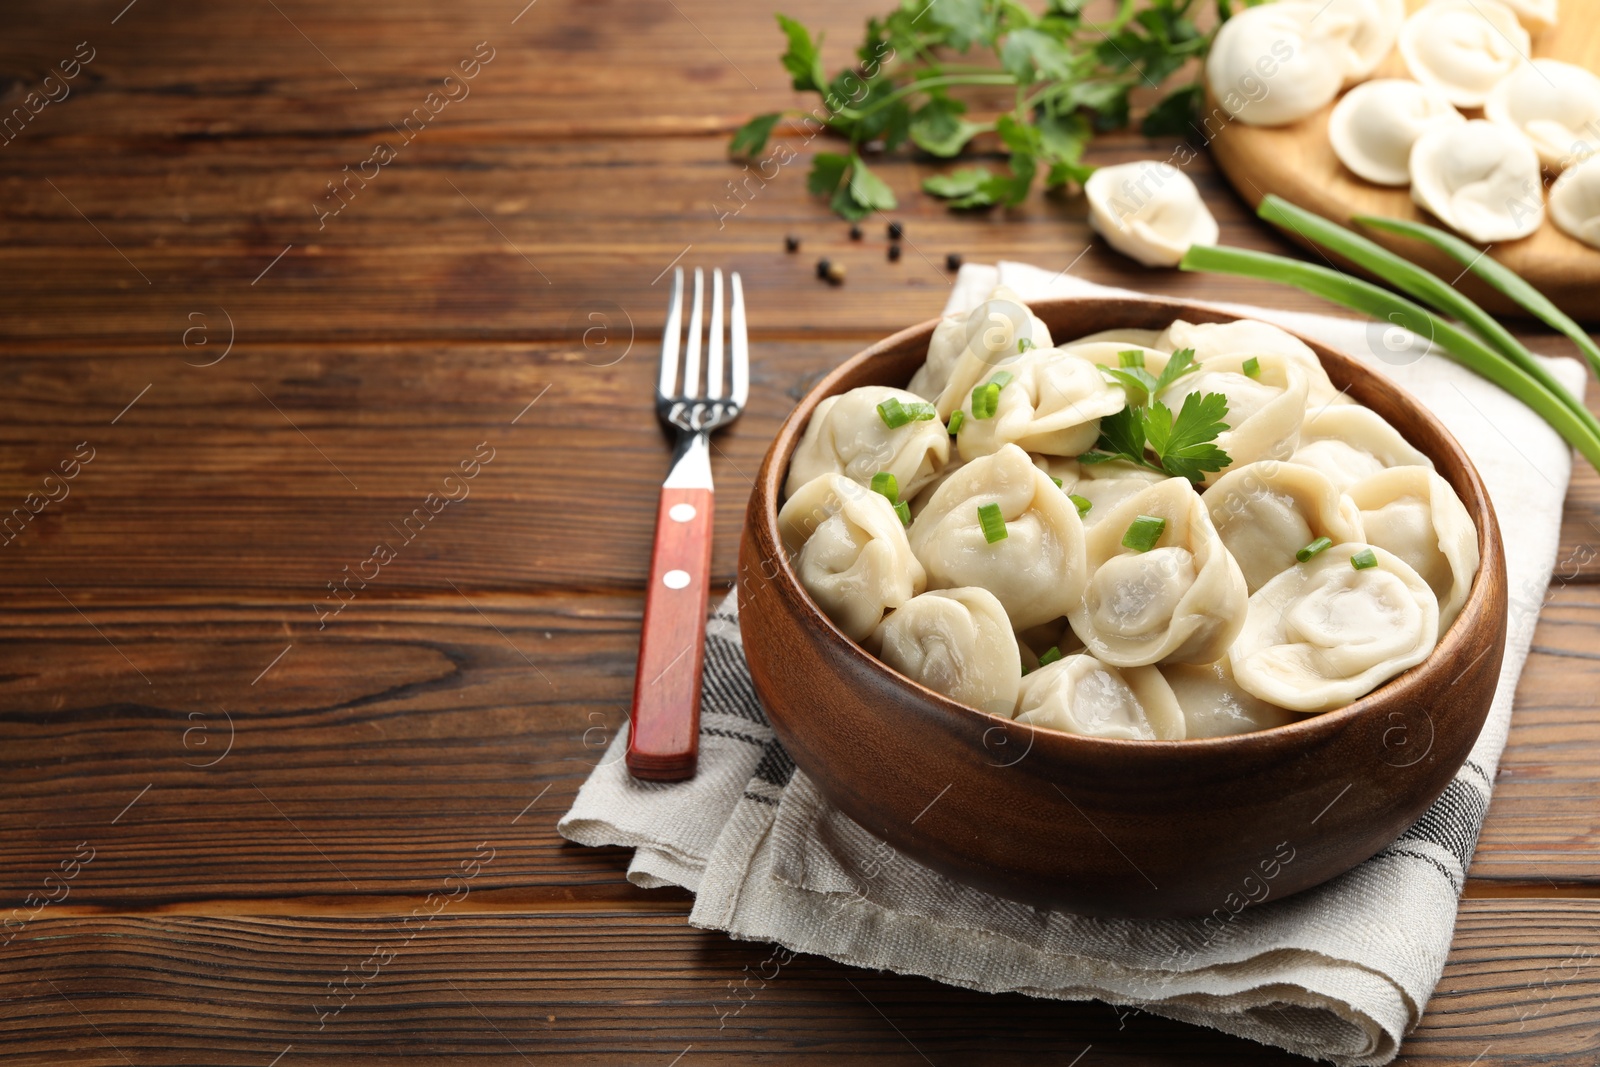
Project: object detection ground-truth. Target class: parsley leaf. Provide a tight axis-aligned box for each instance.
[1151,347,1202,396]
[1144,392,1232,482]
[730,112,782,158]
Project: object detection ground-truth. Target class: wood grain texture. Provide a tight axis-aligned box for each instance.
[1208,0,1600,320]
[0,902,1598,1064]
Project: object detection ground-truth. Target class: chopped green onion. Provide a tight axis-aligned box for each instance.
[1242,356,1261,379]
[870,471,899,503]
[947,410,965,434]
[987,370,1014,390]
[1118,348,1146,369]
[1350,548,1378,570]
[894,500,911,526]
[971,381,1001,419]
[1068,493,1092,518]
[1296,536,1332,563]
[1049,475,1063,488]
[1121,515,1166,553]
[1179,242,1600,476]
[1038,646,1063,667]
[1353,212,1600,383]
[1017,337,1036,353]
[977,502,1007,543]
[876,397,938,428]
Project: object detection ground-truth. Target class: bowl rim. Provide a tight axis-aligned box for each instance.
[746,294,1506,759]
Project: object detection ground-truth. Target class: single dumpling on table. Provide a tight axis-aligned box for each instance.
[872,587,1021,718]
[1230,543,1440,713]
[907,286,1054,417]
[779,473,926,642]
[909,444,1088,630]
[1203,460,1366,592]
[1348,467,1479,634]
[1067,477,1249,667]
[1156,350,1310,486]
[1013,653,1186,740]
[1161,659,1299,738]
[785,385,950,501]
[1154,318,1343,410]
[1289,404,1433,491]
[951,349,1126,462]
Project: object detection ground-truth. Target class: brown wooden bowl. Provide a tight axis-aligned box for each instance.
[738,295,1507,919]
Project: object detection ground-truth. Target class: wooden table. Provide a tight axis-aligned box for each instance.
[2,1,1597,1062]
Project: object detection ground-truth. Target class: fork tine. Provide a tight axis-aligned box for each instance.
[706,269,725,401]
[729,271,749,409]
[682,267,704,400]
[658,267,683,400]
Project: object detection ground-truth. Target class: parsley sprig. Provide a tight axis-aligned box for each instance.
[1081,348,1231,482]
[729,0,1223,219]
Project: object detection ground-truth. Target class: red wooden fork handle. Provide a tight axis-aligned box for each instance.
[626,485,714,781]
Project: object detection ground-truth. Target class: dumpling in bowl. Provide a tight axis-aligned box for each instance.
[909,444,1087,629]
[779,473,926,642]
[952,349,1126,462]
[908,286,1055,416]
[1348,467,1479,634]
[1067,477,1248,667]
[873,587,1021,717]
[1161,659,1299,738]
[1204,460,1366,592]
[1070,459,1171,525]
[1015,653,1185,740]
[1154,318,1343,409]
[1230,543,1440,713]
[1289,404,1432,491]
[785,385,950,501]
[1157,350,1309,486]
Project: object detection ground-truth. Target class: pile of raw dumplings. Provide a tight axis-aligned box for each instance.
[1207,0,1600,248]
[778,289,1480,741]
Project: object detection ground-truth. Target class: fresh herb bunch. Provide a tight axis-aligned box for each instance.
[1081,348,1234,482]
[729,0,1224,219]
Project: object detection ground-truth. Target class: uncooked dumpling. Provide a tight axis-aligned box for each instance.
[873,587,1021,717]
[1162,659,1299,738]
[1230,543,1440,713]
[1330,79,1464,186]
[1348,466,1479,634]
[779,473,927,641]
[1067,477,1249,667]
[1305,0,1407,87]
[1290,404,1433,490]
[1410,120,1545,242]
[1085,161,1220,267]
[1485,59,1600,171]
[1015,653,1186,740]
[1550,155,1600,249]
[952,349,1126,461]
[1399,0,1530,109]
[1207,2,1343,126]
[786,385,950,501]
[1204,460,1366,592]
[909,444,1088,629]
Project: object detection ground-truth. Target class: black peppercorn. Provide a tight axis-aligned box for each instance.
[825,261,847,285]
[849,224,863,240]
[887,221,904,240]
[815,258,830,280]
[785,235,800,253]
[945,252,963,271]
[887,244,902,262]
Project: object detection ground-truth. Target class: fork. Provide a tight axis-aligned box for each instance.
[626,266,748,781]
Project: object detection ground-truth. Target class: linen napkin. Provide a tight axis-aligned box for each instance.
[560,264,1587,1065]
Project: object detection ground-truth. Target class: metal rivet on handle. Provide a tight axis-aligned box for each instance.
[663,569,691,589]
[669,503,697,522]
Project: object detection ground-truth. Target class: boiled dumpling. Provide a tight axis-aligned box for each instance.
[786,385,950,501]
[1015,653,1186,740]
[1410,120,1545,242]
[910,286,1055,415]
[1155,318,1343,410]
[1290,404,1432,490]
[1348,466,1479,634]
[1067,477,1249,667]
[1485,59,1600,171]
[1399,0,1530,109]
[1550,155,1600,249]
[1060,328,1164,348]
[779,473,926,641]
[952,349,1126,461]
[1084,161,1220,267]
[1161,659,1299,738]
[1157,350,1310,485]
[1207,2,1343,126]
[873,587,1021,717]
[1071,459,1171,525]
[1204,460,1366,592]
[1230,543,1440,713]
[1329,79,1465,187]
[909,444,1088,629]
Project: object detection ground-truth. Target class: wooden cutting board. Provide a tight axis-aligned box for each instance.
[1208,0,1600,323]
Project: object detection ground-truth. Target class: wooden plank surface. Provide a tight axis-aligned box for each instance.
[3,0,1600,1060]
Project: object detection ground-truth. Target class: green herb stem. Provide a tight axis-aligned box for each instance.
[844,73,1018,122]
